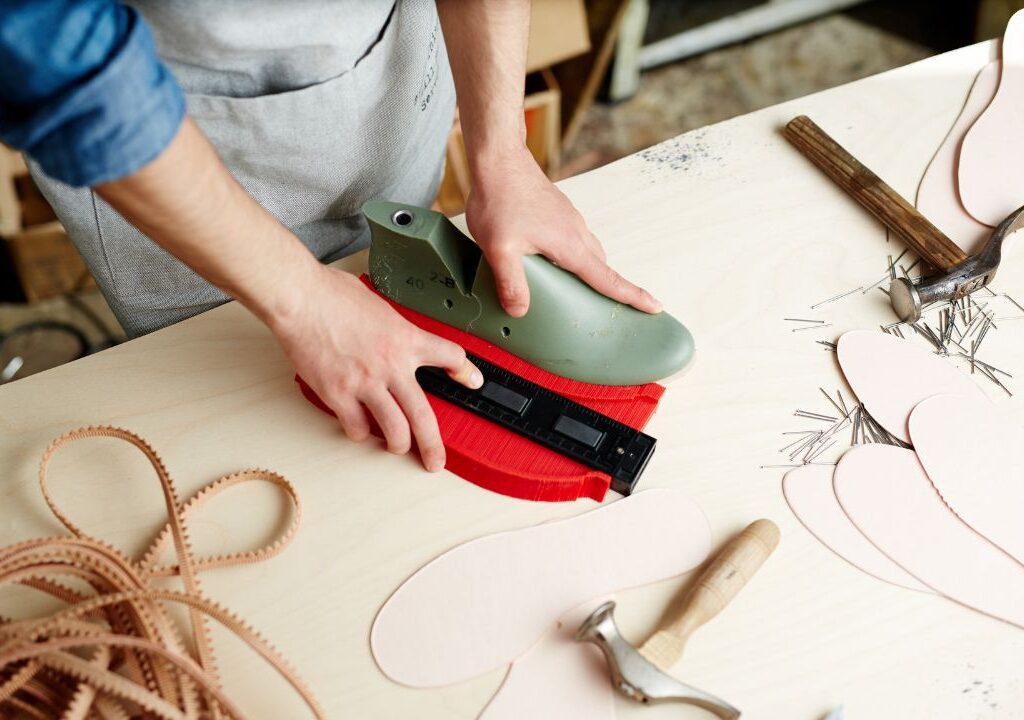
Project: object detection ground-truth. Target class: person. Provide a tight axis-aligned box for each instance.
[0,0,661,471]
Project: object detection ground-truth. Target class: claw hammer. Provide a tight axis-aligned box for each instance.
[783,115,1024,323]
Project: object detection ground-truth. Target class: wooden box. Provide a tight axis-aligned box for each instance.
[5,222,92,302]
[1,145,93,301]
[526,0,591,72]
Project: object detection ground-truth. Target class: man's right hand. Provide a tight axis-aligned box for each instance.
[270,265,482,472]
[96,119,480,472]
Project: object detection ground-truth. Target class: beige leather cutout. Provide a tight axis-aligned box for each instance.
[959,10,1024,226]
[834,444,1024,629]
[911,394,1024,564]
[478,600,614,720]
[917,61,998,253]
[837,330,985,443]
[0,426,323,719]
[370,489,711,688]
[782,464,930,592]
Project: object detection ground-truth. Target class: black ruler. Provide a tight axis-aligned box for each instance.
[415,353,657,495]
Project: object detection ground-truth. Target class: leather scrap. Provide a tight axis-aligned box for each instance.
[0,426,324,719]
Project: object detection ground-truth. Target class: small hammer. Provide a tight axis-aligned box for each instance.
[783,115,1024,323]
[577,519,780,719]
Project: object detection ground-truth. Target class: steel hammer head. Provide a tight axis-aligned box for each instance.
[890,205,1024,323]
[576,601,741,720]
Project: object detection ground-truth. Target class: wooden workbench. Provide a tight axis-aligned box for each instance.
[3,40,1023,719]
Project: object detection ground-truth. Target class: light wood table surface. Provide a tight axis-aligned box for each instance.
[3,40,1024,719]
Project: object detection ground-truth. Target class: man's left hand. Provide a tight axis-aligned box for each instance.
[465,147,663,318]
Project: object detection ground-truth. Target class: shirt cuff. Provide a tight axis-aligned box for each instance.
[9,7,185,187]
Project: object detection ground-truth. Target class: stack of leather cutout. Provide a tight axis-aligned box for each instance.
[784,330,1024,628]
[298,201,695,502]
[917,8,1024,252]
[783,10,1024,623]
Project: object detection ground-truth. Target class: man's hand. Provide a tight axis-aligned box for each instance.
[466,147,662,318]
[438,0,661,319]
[98,118,480,472]
[272,266,482,471]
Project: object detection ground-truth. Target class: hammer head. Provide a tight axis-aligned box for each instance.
[889,205,1024,323]
[576,601,741,720]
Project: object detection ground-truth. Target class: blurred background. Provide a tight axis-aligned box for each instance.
[1,0,1021,383]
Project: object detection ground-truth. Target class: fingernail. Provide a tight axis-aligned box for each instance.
[507,304,527,317]
[470,369,484,388]
[427,454,445,472]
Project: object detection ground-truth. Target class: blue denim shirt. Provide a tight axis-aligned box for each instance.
[0,0,185,187]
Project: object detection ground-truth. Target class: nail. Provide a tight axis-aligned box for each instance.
[426,453,445,472]
[470,368,484,388]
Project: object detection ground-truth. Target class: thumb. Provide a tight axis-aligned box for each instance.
[423,335,483,389]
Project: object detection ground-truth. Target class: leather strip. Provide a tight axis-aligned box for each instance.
[0,426,324,719]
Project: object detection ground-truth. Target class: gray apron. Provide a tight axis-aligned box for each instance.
[30,1,455,337]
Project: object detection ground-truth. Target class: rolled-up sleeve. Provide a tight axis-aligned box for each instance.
[0,0,185,187]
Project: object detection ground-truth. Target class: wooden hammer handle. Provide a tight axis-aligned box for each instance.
[783,115,967,271]
[639,519,780,671]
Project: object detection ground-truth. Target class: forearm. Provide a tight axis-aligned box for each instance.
[437,0,531,177]
[97,116,478,471]
[95,117,320,330]
[437,1,660,317]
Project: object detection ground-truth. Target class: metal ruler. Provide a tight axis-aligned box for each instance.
[416,353,657,495]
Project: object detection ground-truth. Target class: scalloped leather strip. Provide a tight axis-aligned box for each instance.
[0,426,324,719]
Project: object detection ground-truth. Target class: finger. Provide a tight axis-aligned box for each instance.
[577,228,606,262]
[422,336,483,389]
[564,250,663,313]
[393,381,446,472]
[331,396,371,443]
[449,356,484,389]
[487,245,530,317]
[362,390,412,455]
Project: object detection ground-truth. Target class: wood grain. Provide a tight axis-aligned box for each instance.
[784,114,968,271]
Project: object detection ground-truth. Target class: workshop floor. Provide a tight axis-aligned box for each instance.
[561,13,932,174]
[0,11,933,380]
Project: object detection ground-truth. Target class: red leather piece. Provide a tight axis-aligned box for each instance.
[295,275,665,502]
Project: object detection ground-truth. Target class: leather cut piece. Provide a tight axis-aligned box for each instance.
[370,489,711,687]
[916,61,998,253]
[911,394,1024,564]
[478,599,615,720]
[836,330,984,443]
[834,444,1024,629]
[296,275,666,503]
[959,10,1024,226]
[782,463,930,592]
[0,426,323,719]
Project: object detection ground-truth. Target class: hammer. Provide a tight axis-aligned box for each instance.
[577,519,780,719]
[783,115,1024,323]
